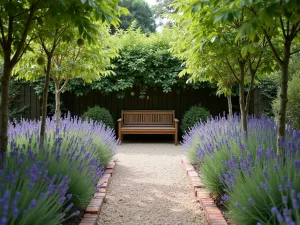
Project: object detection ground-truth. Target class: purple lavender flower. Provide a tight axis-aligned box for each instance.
[282,196,288,204]
[292,198,299,209]
[222,194,230,201]
[0,217,7,225]
[274,164,278,173]
[248,198,255,206]
[262,169,269,180]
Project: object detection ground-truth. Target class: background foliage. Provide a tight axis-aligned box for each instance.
[118,0,156,33]
[46,27,210,99]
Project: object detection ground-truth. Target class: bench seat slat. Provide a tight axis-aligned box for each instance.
[122,124,174,127]
[121,127,176,130]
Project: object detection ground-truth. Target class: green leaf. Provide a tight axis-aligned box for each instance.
[210,36,217,43]
[192,3,202,13]
[248,44,256,54]
[214,13,225,24]
[290,13,300,24]
[241,46,248,58]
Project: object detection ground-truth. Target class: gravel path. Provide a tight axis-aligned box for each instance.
[98,143,207,225]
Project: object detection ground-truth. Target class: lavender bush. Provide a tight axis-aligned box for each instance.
[183,115,300,224]
[0,145,78,225]
[182,115,300,197]
[8,115,117,210]
[222,141,300,225]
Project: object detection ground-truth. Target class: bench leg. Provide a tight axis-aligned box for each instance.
[118,134,123,145]
[174,134,178,146]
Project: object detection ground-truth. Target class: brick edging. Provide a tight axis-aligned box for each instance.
[79,160,116,225]
[181,157,228,225]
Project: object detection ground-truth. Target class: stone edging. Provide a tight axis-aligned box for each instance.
[79,160,116,225]
[181,157,228,225]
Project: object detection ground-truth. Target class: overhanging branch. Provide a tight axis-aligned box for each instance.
[262,29,283,65]
[290,49,300,55]
[0,18,6,46]
[280,16,287,38]
[11,0,41,65]
[225,57,240,83]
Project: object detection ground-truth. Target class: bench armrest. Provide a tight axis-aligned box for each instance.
[118,118,123,127]
[174,118,179,128]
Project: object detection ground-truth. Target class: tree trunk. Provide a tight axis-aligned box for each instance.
[245,68,255,114]
[39,56,52,143]
[277,40,291,155]
[54,80,61,127]
[227,95,233,117]
[238,61,247,135]
[0,62,12,167]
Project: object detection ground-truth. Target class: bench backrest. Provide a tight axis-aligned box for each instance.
[121,110,175,125]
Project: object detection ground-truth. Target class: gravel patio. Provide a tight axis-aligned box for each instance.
[98,143,207,225]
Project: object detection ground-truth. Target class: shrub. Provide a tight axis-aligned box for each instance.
[8,114,117,210]
[222,139,300,225]
[273,73,300,129]
[181,105,210,134]
[182,115,299,198]
[0,145,77,225]
[83,106,114,128]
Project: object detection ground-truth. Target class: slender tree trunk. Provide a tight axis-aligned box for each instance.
[40,56,52,142]
[238,61,247,135]
[54,80,61,127]
[0,62,12,167]
[277,40,291,154]
[227,95,233,117]
[0,3,39,167]
[245,68,255,114]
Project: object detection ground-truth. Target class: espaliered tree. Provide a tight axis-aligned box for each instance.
[221,0,300,153]
[0,0,125,160]
[17,25,119,127]
[170,1,274,134]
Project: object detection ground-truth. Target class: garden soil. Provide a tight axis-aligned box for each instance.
[98,143,207,225]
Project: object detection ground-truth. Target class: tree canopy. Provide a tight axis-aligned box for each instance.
[17,23,119,126]
[152,0,175,27]
[33,27,208,100]
[119,0,156,33]
[170,0,275,133]
[0,0,126,156]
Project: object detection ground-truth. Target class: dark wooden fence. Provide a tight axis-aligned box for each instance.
[15,85,245,137]
[62,87,234,122]
[17,85,277,122]
[14,83,41,119]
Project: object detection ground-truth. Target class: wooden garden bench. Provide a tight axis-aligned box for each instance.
[118,110,179,145]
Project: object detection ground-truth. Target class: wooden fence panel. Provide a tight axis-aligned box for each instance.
[15,85,249,137]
